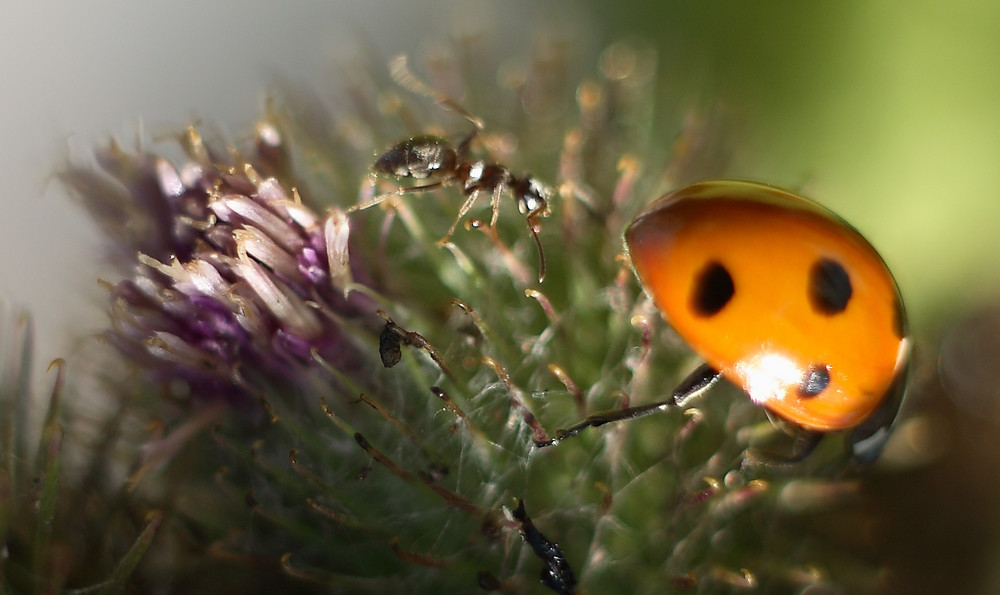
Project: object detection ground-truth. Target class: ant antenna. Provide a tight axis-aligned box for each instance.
[388,54,484,131]
[527,215,547,283]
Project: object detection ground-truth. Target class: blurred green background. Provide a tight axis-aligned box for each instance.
[586,3,1000,591]
[590,0,1000,334]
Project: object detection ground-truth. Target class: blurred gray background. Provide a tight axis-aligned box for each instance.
[0,0,502,368]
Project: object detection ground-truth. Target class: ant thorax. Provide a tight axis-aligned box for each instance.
[459,160,487,190]
[460,161,510,194]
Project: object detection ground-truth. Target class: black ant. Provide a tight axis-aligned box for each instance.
[347,55,552,282]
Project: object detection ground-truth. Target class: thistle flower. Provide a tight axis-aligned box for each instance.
[63,125,378,406]
[60,36,917,594]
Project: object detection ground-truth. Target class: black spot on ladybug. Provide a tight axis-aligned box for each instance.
[799,364,831,397]
[691,261,734,317]
[809,258,852,315]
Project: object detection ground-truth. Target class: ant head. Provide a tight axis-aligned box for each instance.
[374,135,458,180]
[512,176,552,217]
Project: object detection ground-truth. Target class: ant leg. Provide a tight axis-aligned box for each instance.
[347,180,448,214]
[488,183,503,229]
[388,54,484,131]
[438,189,482,246]
[535,364,720,447]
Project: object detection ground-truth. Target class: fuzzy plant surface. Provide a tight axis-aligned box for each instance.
[33,36,906,594]
[0,308,164,594]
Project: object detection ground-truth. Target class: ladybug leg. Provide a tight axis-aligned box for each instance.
[671,363,723,406]
[739,429,824,473]
[534,364,720,447]
[788,430,824,461]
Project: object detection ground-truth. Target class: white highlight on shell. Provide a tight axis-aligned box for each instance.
[735,351,802,404]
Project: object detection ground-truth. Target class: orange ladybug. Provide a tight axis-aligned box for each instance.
[536,180,907,461]
[625,180,909,459]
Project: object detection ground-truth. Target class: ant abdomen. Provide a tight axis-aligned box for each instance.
[374,135,458,180]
